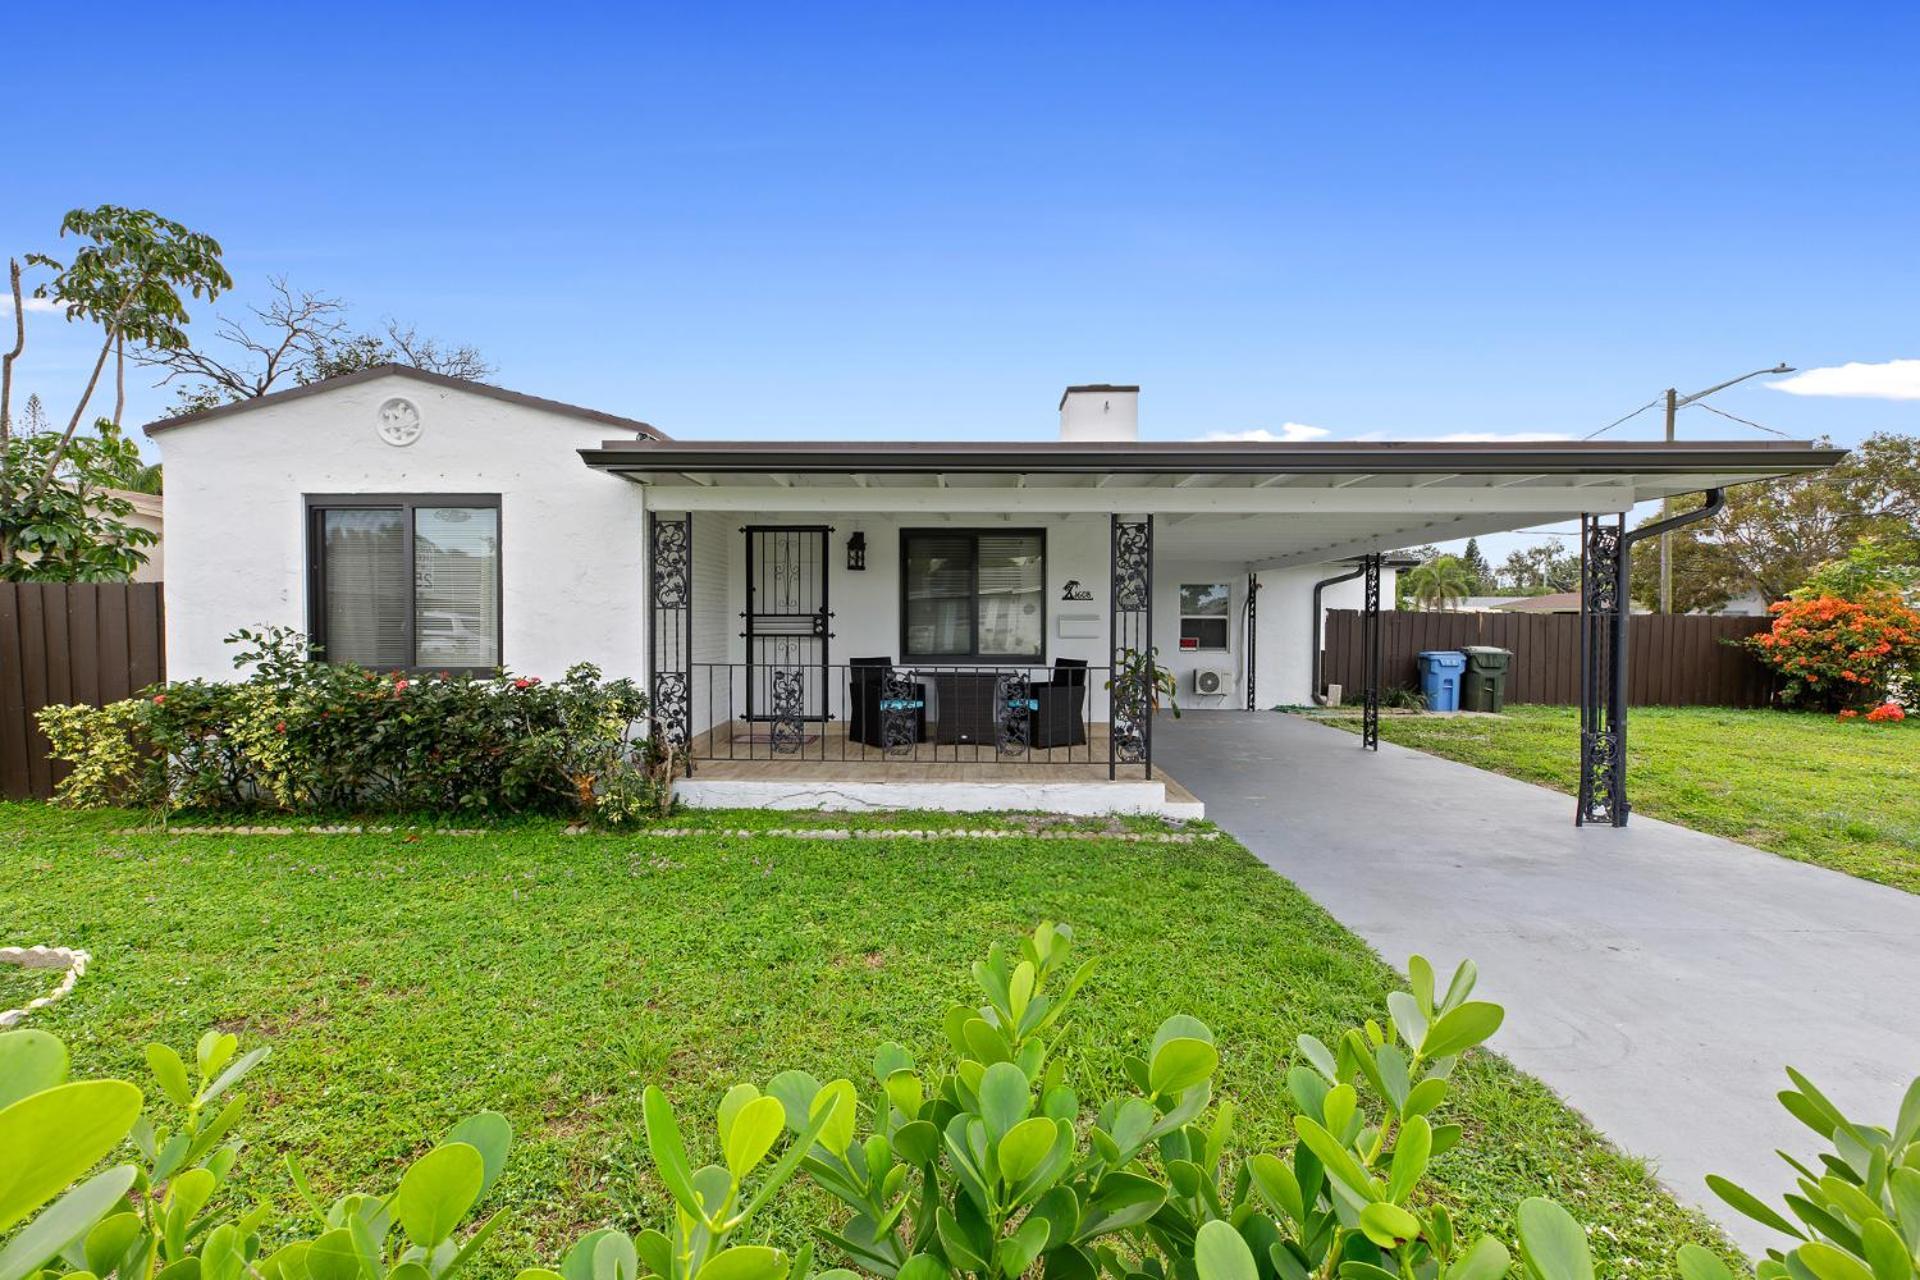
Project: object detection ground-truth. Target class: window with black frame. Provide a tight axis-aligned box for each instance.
[308,495,501,671]
[901,529,1045,660]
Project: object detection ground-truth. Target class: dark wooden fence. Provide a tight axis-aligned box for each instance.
[0,582,165,800]
[1322,608,1777,708]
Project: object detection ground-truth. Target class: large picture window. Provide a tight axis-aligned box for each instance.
[307,494,501,671]
[901,529,1045,660]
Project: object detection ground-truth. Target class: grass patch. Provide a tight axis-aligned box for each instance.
[1316,704,1920,893]
[0,803,1734,1273]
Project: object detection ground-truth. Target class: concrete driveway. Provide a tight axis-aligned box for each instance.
[1155,710,1920,1254]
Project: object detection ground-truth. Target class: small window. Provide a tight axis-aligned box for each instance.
[1179,582,1231,651]
[901,529,1045,660]
[308,495,501,671]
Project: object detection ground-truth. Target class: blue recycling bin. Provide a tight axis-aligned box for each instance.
[1416,650,1466,712]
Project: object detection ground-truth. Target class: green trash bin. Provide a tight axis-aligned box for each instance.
[1460,646,1512,713]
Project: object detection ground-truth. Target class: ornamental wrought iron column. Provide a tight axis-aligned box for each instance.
[1577,513,1626,825]
[1109,514,1154,780]
[649,512,694,776]
[1244,572,1261,711]
[1361,553,1382,750]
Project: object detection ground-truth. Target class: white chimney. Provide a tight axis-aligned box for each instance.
[1059,384,1138,442]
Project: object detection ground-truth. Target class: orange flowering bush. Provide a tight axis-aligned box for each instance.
[1746,590,1920,712]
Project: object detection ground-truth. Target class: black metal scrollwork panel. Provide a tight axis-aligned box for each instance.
[1583,520,1621,615]
[1579,728,1623,824]
[651,517,691,609]
[880,668,920,757]
[1112,671,1149,764]
[1113,520,1152,613]
[996,672,1032,755]
[652,671,690,748]
[769,667,807,755]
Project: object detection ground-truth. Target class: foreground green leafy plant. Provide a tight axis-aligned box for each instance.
[1681,1067,1920,1280]
[0,1027,270,1280]
[3,928,1739,1280]
[1178,956,1514,1280]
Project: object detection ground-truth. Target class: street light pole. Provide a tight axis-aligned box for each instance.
[1660,387,1677,614]
[1656,364,1793,614]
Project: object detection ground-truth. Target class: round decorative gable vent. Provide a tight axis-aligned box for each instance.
[376,397,423,446]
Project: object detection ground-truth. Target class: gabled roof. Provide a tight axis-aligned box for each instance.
[143,364,669,439]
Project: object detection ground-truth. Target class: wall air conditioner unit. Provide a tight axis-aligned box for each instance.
[1193,668,1231,696]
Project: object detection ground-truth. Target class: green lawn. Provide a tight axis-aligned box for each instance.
[1320,704,1920,893]
[0,804,1735,1274]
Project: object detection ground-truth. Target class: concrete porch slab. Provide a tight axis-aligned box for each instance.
[674,775,1204,817]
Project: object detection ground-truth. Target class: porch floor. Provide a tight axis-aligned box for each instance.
[676,720,1201,815]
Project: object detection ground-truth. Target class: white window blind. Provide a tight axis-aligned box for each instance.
[320,510,408,667]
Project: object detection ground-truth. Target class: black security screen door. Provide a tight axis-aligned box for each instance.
[744,526,831,722]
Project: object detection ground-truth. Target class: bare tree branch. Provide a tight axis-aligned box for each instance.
[139,278,495,413]
[380,320,495,381]
[1,259,23,443]
[134,276,350,411]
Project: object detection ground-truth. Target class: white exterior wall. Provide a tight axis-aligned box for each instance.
[1149,560,1396,711]
[679,513,1391,718]
[154,370,649,682]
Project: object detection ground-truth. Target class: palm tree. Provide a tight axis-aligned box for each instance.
[1405,555,1475,611]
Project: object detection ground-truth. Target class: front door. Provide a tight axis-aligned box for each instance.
[744,526,831,728]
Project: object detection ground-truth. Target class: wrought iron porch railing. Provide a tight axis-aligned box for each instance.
[669,661,1151,772]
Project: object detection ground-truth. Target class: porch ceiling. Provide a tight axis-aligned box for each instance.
[584,438,1844,570]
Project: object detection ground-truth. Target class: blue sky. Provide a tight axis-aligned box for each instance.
[7,2,1916,559]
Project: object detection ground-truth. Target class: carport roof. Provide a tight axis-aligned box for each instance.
[586,437,1846,571]
[580,437,1843,493]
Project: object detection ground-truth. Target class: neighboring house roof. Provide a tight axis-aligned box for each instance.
[1458,595,1530,610]
[143,364,670,439]
[1495,591,1584,612]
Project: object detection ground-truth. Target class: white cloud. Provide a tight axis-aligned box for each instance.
[1199,423,1330,442]
[1768,359,1920,401]
[0,295,62,314]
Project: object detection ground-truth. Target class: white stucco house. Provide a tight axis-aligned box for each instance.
[145,365,1841,819]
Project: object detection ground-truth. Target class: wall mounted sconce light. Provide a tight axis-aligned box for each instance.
[847,530,867,571]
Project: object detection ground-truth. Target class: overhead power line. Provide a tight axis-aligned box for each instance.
[1582,395,1665,440]
[1686,400,1794,439]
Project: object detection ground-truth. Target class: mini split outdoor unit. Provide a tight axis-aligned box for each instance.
[1193,668,1231,696]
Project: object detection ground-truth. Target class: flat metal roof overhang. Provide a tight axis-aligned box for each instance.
[581,438,1842,488]
[581,438,1845,570]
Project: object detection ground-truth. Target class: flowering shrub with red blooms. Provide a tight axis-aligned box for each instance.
[1866,701,1907,723]
[1745,590,1920,712]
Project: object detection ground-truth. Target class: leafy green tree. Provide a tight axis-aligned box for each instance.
[1392,544,1440,608]
[1791,534,1919,602]
[1460,537,1492,593]
[1496,544,1579,594]
[0,421,159,580]
[23,206,229,479]
[1404,555,1476,610]
[1656,431,1920,605]
[2,206,225,575]
[1628,511,1739,613]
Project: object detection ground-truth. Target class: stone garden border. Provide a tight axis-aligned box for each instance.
[0,945,90,1028]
